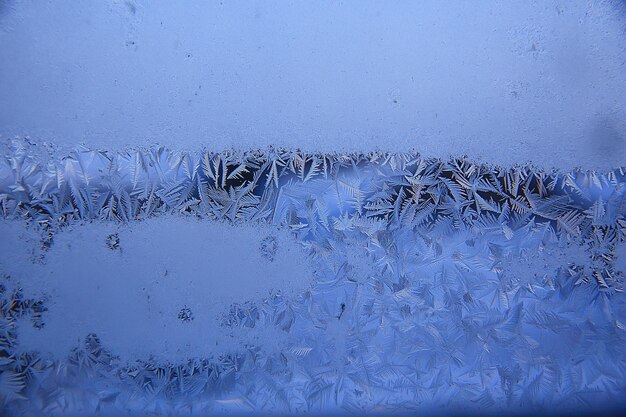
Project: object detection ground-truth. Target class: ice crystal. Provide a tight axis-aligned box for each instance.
[106,233,120,250]
[178,306,194,323]
[260,235,278,262]
[0,140,625,416]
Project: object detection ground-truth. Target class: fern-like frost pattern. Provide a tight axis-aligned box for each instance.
[1,139,626,415]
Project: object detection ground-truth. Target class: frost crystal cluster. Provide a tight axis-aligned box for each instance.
[0,139,625,415]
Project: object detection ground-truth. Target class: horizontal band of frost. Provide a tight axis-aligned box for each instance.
[1,143,625,237]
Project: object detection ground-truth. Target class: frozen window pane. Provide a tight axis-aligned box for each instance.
[1,1,625,416]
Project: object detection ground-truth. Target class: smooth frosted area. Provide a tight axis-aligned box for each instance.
[1,0,625,169]
[2,218,314,362]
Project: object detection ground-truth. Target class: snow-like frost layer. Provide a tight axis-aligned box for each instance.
[1,1,625,169]
[8,217,314,362]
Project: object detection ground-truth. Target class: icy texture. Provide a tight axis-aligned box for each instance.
[6,218,314,363]
[1,1,625,169]
[0,141,625,415]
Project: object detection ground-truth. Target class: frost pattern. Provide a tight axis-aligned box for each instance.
[260,236,278,262]
[178,306,194,323]
[1,139,626,415]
